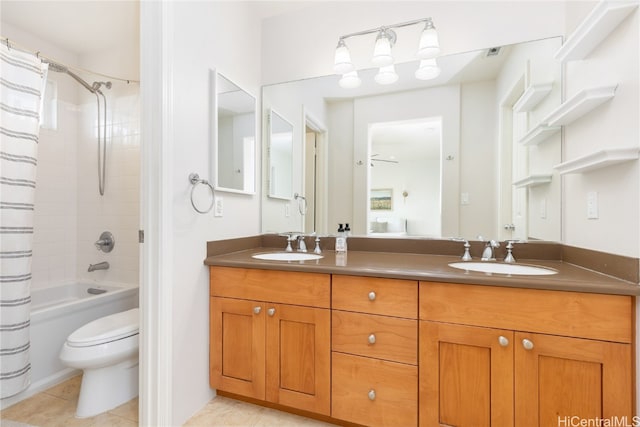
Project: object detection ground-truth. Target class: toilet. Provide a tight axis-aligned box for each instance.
[59,308,139,418]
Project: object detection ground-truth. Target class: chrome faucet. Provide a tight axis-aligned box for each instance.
[298,235,308,253]
[88,261,109,272]
[481,239,500,261]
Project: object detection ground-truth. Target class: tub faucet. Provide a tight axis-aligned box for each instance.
[88,261,109,272]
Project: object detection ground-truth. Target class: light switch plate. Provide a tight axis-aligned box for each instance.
[214,195,223,217]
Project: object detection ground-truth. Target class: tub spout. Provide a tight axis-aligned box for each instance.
[88,261,109,272]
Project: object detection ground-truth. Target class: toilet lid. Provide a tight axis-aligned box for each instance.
[67,308,139,347]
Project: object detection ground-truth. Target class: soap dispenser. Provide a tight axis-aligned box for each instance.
[335,224,347,253]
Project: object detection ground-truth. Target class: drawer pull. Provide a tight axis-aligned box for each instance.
[368,291,376,301]
[522,338,534,350]
[253,306,261,314]
[267,308,276,317]
[368,389,376,401]
[368,334,376,345]
[498,335,509,347]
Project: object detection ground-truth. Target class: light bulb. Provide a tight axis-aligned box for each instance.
[334,39,354,74]
[374,65,398,85]
[339,71,361,89]
[372,30,394,67]
[415,58,441,80]
[417,19,440,59]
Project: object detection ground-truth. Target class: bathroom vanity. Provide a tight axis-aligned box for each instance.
[206,238,638,427]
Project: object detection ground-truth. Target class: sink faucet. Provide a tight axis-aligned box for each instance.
[88,261,109,272]
[297,235,307,253]
[480,239,500,261]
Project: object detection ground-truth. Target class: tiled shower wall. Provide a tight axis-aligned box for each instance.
[32,76,140,289]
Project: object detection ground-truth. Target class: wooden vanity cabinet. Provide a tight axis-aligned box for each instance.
[331,275,419,427]
[209,267,331,416]
[419,282,634,427]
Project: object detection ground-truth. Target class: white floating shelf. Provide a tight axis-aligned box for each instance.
[543,85,617,127]
[555,0,639,62]
[554,147,639,175]
[513,83,554,113]
[513,174,553,188]
[519,124,562,146]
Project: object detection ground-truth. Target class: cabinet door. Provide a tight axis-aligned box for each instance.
[265,304,331,415]
[515,332,632,426]
[210,297,265,400]
[420,321,514,427]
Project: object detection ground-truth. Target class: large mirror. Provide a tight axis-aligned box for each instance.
[267,109,294,199]
[262,37,562,241]
[211,70,256,194]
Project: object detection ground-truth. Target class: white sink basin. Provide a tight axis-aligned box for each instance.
[252,252,324,261]
[448,262,557,276]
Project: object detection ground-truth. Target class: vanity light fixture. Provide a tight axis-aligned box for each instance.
[333,17,441,87]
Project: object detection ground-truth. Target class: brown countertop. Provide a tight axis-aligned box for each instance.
[204,247,640,296]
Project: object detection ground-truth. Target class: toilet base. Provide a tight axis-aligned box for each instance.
[75,357,139,418]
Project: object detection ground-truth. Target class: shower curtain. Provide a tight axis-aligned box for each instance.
[0,43,48,398]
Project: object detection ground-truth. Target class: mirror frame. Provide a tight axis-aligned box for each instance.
[266,108,294,200]
[210,69,257,195]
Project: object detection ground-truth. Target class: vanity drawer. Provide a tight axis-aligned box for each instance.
[332,311,417,365]
[332,352,417,427]
[332,275,418,318]
[420,282,633,343]
[209,266,330,308]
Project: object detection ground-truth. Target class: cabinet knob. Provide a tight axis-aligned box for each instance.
[267,308,276,317]
[522,338,534,350]
[368,389,376,401]
[368,334,376,345]
[253,306,261,314]
[368,291,376,301]
[498,335,509,347]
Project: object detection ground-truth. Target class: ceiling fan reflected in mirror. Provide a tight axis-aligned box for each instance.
[370,153,399,167]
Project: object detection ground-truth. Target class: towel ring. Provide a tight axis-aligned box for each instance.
[189,173,214,214]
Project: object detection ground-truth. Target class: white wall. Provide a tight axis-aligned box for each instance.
[562,3,639,258]
[459,80,497,239]
[168,2,262,424]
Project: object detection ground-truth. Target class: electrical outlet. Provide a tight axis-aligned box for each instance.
[587,191,598,219]
[214,195,223,217]
[460,192,470,205]
[539,198,547,219]
[285,203,290,217]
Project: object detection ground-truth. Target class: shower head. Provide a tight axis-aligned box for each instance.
[42,59,104,94]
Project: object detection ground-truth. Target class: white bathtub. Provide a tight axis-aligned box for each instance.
[1,282,139,409]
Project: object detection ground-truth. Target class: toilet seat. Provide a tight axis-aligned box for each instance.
[67,308,139,347]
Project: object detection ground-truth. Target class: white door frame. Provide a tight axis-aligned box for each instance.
[303,108,329,235]
[139,2,173,425]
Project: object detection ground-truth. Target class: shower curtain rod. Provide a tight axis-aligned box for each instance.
[1,37,140,84]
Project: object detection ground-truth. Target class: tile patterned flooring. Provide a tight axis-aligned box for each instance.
[1,376,335,426]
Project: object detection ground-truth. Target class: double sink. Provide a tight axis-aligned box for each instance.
[251,252,557,276]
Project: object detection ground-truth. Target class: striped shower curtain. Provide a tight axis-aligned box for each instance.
[0,43,48,398]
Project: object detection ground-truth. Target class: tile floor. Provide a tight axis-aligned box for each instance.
[1,376,335,426]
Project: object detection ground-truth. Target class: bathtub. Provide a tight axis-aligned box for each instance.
[1,282,138,409]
